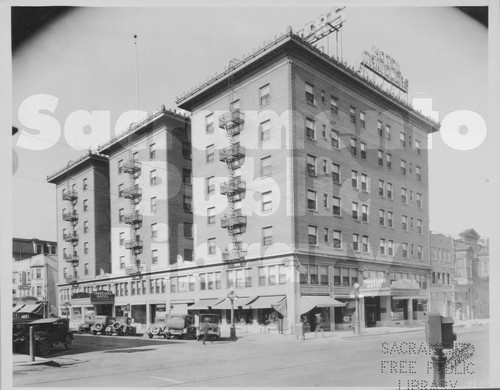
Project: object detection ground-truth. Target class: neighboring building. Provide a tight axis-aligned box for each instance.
[47,107,192,329]
[474,238,489,318]
[176,29,439,333]
[12,253,58,319]
[429,232,455,317]
[13,237,57,261]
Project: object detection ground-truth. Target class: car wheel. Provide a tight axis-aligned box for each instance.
[148,333,153,339]
[64,335,72,349]
[38,340,52,357]
[92,330,97,335]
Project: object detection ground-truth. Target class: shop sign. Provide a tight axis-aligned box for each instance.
[361,46,409,92]
[71,292,91,299]
[90,290,115,303]
[362,278,389,289]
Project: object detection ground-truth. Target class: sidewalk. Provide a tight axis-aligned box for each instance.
[13,353,61,367]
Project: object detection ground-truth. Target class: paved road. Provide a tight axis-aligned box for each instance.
[13,326,489,388]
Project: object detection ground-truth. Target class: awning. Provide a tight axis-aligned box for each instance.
[272,298,287,316]
[300,295,346,315]
[13,304,25,313]
[188,298,224,310]
[245,295,286,309]
[212,297,250,310]
[17,303,42,314]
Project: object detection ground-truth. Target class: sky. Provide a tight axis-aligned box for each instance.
[10,5,490,242]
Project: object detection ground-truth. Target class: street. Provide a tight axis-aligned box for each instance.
[13,326,489,388]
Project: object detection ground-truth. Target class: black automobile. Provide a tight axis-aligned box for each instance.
[13,318,73,357]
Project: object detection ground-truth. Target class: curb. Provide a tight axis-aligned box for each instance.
[14,359,61,367]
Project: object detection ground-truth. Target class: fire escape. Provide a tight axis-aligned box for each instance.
[62,186,79,283]
[121,156,143,275]
[219,60,247,264]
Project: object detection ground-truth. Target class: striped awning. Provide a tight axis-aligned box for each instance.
[212,297,250,310]
[13,304,26,313]
[188,298,223,310]
[245,295,286,309]
[300,296,346,315]
[17,303,42,314]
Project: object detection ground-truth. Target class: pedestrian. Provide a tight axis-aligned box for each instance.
[314,313,324,338]
[202,317,210,345]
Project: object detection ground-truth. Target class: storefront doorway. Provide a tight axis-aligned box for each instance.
[364,297,380,327]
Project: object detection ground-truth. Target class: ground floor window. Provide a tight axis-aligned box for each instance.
[391,299,408,321]
[131,305,147,324]
[225,308,254,324]
[412,299,427,320]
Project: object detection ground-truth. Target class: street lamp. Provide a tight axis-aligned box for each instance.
[353,283,362,335]
[226,290,238,340]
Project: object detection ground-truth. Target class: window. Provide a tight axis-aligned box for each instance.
[321,125,326,138]
[205,114,214,133]
[118,160,123,174]
[361,204,368,222]
[307,190,317,211]
[182,143,191,159]
[260,120,271,142]
[417,219,423,234]
[401,187,407,203]
[279,265,287,285]
[259,84,270,106]
[402,243,408,258]
[351,170,358,189]
[152,249,158,264]
[417,246,423,260]
[378,180,384,196]
[36,286,42,296]
[150,169,157,185]
[83,178,88,190]
[119,232,125,246]
[207,207,216,225]
[377,120,383,137]
[149,143,156,159]
[388,240,394,256]
[400,159,406,175]
[332,163,340,183]
[379,239,386,255]
[307,155,316,176]
[415,140,421,155]
[184,222,193,238]
[150,197,157,213]
[324,227,329,242]
[118,184,124,197]
[309,265,318,285]
[416,166,422,181]
[416,193,422,208]
[84,242,89,254]
[260,156,272,177]
[259,267,267,286]
[342,268,350,286]
[387,211,393,228]
[402,215,408,231]
[206,145,215,163]
[378,150,384,166]
[379,209,385,226]
[183,195,192,211]
[208,238,216,255]
[322,159,327,175]
[360,111,366,128]
[386,153,392,169]
[332,196,341,216]
[361,174,368,191]
[262,227,273,246]
[262,191,272,212]
[182,169,192,185]
[334,268,341,285]
[151,223,158,239]
[84,220,89,233]
[400,132,406,148]
[385,125,391,140]
[331,129,339,149]
[387,183,393,199]
[350,106,356,124]
[330,96,338,115]
[83,199,88,212]
[323,194,328,208]
[352,234,359,251]
[184,249,193,262]
[206,176,215,196]
[362,236,369,253]
[350,138,357,156]
[306,118,316,139]
[308,226,318,245]
[360,142,366,159]
[305,82,315,104]
[352,202,359,220]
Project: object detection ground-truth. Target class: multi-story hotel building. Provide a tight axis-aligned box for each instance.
[47,107,192,330]
[175,29,439,332]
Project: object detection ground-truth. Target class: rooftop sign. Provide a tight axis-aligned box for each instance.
[297,7,346,45]
[361,46,409,93]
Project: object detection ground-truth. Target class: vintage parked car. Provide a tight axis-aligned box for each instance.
[105,317,136,336]
[147,316,168,339]
[196,314,221,341]
[165,314,196,339]
[90,315,112,335]
[12,318,33,352]
[13,318,73,357]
